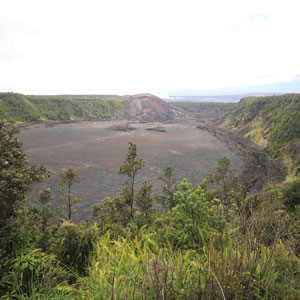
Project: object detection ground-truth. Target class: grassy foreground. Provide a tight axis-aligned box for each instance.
[4,227,299,299]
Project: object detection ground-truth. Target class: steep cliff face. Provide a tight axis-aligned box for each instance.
[223,94,300,180]
[124,94,184,122]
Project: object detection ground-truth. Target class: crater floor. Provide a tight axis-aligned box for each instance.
[20,120,244,220]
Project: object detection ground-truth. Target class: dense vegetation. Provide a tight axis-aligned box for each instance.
[226,94,300,180]
[171,102,236,116]
[0,93,125,123]
[0,117,299,299]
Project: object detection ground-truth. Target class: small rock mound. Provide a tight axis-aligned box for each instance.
[108,123,137,131]
[124,94,183,122]
[146,126,167,132]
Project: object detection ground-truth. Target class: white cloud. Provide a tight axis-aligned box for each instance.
[1,0,300,95]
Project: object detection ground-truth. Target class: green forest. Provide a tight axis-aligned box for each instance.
[0,93,125,123]
[0,114,299,299]
[171,101,236,116]
[226,94,300,180]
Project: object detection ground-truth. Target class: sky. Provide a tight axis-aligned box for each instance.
[1,0,300,97]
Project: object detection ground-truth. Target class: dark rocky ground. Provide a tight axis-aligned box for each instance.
[20,119,244,221]
[198,117,285,194]
[19,99,285,221]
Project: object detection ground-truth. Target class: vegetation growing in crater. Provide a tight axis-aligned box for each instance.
[227,94,300,179]
[171,101,236,116]
[59,168,81,221]
[0,117,299,299]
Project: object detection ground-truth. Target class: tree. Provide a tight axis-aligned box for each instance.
[0,118,45,226]
[206,156,245,218]
[156,167,178,210]
[38,187,55,232]
[94,142,147,230]
[119,142,145,219]
[283,179,300,211]
[0,117,46,288]
[136,181,154,218]
[154,179,211,249]
[59,168,80,220]
[93,196,130,229]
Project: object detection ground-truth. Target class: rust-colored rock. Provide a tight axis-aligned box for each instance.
[123,94,184,122]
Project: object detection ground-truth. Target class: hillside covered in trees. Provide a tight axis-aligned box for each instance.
[223,94,300,180]
[171,101,237,118]
[0,93,125,122]
[0,115,299,299]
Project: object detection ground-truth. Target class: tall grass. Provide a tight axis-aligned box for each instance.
[75,231,205,299]
[71,230,299,299]
[4,230,298,299]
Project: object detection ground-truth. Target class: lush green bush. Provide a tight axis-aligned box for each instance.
[50,222,99,277]
[0,248,70,299]
[155,179,213,249]
[284,179,300,210]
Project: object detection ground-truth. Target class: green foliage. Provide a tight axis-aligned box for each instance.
[243,185,295,244]
[156,166,178,210]
[76,231,208,299]
[94,142,153,233]
[39,187,54,205]
[135,181,154,218]
[93,196,130,230]
[0,117,47,288]
[168,179,210,247]
[0,205,42,266]
[171,101,236,115]
[0,248,70,298]
[283,179,300,210]
[228,94,300,177]
[50,222,99,276]
[206,156,245,223]
[0,93,41,122]
[119,141,146,218]
[59,168,81,220]
[69,230,299,299]
[0,119,45,225]
[155,179,227,250]
[0,92,125,123]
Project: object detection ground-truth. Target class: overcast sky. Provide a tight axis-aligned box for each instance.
[1,0,300,97]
